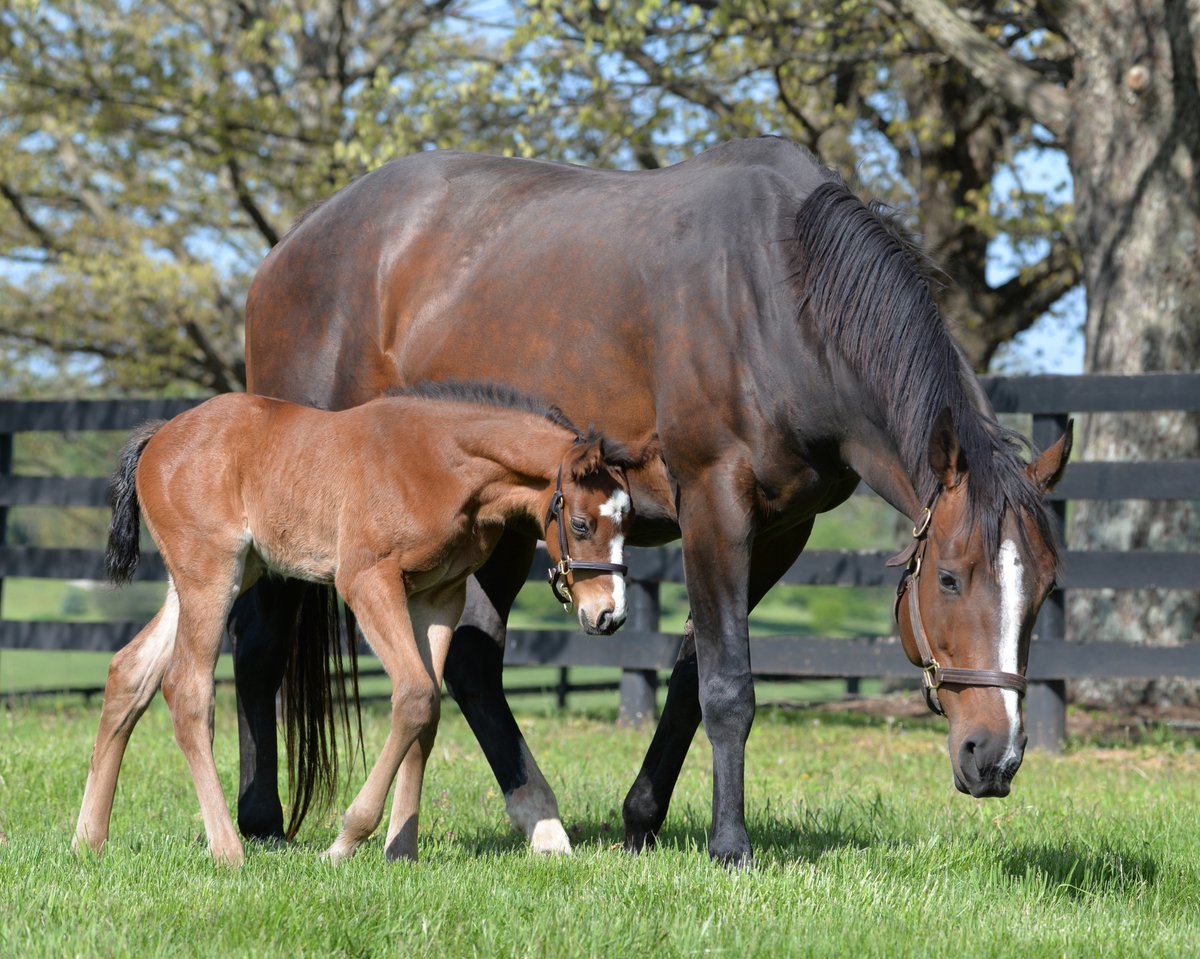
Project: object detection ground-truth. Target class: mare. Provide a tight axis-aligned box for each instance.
[236,137,1073,865]
[73,384,636,866]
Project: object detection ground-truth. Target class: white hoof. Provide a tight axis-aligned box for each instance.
[529,818,572,855]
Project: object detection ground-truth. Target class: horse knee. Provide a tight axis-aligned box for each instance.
[699,672,755,740]
[391,682,440,733]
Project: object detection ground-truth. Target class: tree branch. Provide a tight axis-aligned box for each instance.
[897,0,1071,137]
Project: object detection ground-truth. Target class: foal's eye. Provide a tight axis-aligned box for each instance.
[570,517,590,538]
[937,571,961,595]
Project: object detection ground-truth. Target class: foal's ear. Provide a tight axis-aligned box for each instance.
[928,407,968,489]
[566,436,607,481]
[1027,419,1074,493]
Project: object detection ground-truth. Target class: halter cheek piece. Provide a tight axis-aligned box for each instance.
[544,467,628,611]
[888,488,1029,716]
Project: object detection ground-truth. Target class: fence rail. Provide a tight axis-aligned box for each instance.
[3,374,1199,748]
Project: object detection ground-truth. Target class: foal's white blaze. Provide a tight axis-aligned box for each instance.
[599,489,631,619]
[996,539,1024,762]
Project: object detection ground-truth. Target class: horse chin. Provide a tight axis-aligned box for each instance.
[952,767,1016,799]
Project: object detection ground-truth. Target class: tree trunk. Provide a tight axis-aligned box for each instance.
[1062,0,1200,705]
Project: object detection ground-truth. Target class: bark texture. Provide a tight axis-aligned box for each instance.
[1062,0,1200,705]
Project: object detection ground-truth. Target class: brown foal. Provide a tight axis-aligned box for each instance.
[73,385,636,866]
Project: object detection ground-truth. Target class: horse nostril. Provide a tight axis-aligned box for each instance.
[595,610,614,633]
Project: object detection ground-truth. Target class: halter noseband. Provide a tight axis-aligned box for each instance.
[544,467,628,611]
[889,488,1029,716]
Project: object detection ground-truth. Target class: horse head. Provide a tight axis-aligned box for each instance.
[545,433,637,636]
[892,409,1072,798]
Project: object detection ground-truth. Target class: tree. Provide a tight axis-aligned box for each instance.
[3,0,1085,397]
[0,0,614,395]
[523,0,1082,369]
[900,0,1200,695]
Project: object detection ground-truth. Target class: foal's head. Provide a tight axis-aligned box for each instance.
[544,435,636,636]
[892,410,1072,798]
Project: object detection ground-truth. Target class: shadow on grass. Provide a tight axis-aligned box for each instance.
[998,840,1160,897]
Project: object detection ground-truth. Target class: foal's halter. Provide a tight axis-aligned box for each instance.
[544,467,628,611]
[889,489,1029,716]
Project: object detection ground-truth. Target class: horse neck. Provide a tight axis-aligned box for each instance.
[454,414,569,526]
[833,357,989,524]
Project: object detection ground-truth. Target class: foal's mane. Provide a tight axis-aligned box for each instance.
[388,380,651,471]
[387,380,582,435]
[792,178,1060,569]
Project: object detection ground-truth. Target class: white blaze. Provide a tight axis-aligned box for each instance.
[599,490,630,619]
[997,539,1024,760]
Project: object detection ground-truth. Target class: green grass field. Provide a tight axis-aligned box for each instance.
[2,690,1198,958]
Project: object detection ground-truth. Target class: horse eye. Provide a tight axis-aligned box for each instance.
[570,517,589,538]
[937,571,961,595]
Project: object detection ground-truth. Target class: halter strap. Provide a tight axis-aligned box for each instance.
[888,487,1029,716]
[543,466,628,610]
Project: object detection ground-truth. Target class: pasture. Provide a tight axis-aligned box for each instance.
[2,685,1198,958]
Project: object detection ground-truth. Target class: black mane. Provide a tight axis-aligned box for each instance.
[387,380,583,438]
[792,179,1060,569]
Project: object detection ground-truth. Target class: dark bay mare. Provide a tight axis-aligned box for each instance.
[237,136,1072,865]
[74,385,635,865]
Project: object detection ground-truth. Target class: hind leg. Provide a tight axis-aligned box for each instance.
[323,568,457,864]
[383,584,465,862]
[74,583,182,855]
[161,573,247,866]
[228,576,304,841]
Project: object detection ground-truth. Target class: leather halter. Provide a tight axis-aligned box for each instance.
[889,488,1029,716]
[544,467,628,611]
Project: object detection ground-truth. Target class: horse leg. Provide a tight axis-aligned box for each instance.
[622,517,814,857]
[441,530,571,854]
[74,582,182,855]
[228,577,303,841]
[161,572,246,867]
[322,565,448,864]
[383,585,465,862]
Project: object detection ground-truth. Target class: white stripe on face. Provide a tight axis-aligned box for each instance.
[997,539,1024,760]
[600,489,629,618]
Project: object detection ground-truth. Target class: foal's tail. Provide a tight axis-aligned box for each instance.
[106,420,167,586]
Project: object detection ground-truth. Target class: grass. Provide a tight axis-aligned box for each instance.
[2,691,1198,958]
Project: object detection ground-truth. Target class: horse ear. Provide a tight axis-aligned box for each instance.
[927,407,968,489]
[566,436,606,481]
[1028,419,1074,493]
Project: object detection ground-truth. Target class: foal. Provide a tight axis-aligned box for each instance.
[74,384,636,866]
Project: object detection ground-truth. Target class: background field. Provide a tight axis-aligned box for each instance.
[2,689,1197,958]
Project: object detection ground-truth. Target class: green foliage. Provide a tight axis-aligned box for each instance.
[1,693,1197,957]
[1,0,1080,397]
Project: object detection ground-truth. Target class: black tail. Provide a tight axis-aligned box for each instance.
[282,582,364,841]
[105,420,167,585]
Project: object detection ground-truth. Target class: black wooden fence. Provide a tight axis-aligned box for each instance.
[2,374,1199,750]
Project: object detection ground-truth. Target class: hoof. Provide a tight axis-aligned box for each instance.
[622,829,658,855]
[709,842,752,870]
[319,841,356,865]
[529,819,572,855]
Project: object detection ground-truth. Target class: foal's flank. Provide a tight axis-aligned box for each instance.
[73,385,637,866]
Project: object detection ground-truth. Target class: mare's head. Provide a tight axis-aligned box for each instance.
[892,409,1073,798]
[545,434,636,636]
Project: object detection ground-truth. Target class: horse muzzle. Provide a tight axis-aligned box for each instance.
[952,728,1027,798]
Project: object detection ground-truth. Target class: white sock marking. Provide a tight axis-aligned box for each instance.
[997,539,1024,761]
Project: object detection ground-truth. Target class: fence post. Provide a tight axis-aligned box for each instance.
[0,431,10,618]
[1027,412,1070,752]
[618,578,659,726]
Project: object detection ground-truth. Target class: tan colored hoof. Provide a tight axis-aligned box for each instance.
[529,818,572,855]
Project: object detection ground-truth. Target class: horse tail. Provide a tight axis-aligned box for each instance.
[105,420,167,586]
[282,582,364,841]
